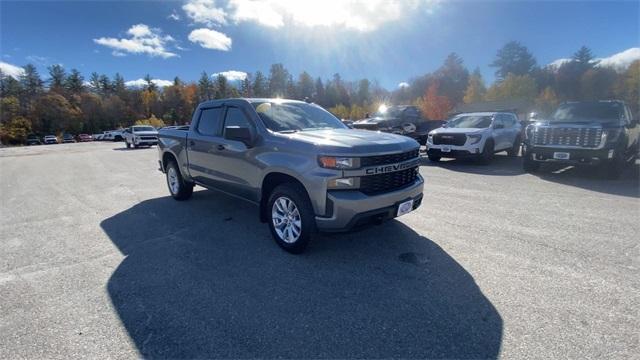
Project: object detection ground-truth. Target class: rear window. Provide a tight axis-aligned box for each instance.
[197,107,223,136]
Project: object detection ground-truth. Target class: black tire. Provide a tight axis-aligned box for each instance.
[427,154,441,162]
[602,156,625,179]
[125,140,131,149]
[165,160,194,201]
[523,157,540,173]
[507,136,521,157]
[267,183,315,254]
[114,136,123,142]
[479,140,495,164]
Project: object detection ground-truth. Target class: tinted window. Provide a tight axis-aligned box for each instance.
[197,107,223,136]
[224,107,251,130]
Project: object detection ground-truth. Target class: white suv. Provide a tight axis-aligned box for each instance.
[426,112,522,163]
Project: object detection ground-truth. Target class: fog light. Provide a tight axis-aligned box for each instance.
[328,177,356,189]
[608,149,614,159]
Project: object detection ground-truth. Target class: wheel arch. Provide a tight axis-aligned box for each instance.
[259,172,309,223]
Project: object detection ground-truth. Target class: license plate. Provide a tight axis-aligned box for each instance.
[397,199,414,217]
[441,146,451,153]
[553,152,570,160]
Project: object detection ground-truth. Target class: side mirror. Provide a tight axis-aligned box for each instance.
[225,126,253,146]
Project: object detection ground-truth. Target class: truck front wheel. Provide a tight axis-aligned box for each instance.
[166,160,193,200]
[267,183,315,254]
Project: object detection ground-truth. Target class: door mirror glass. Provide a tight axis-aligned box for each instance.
[224,126,252,146]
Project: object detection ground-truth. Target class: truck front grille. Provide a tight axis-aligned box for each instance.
[433,133,466,146]
[140,136,157,141]
[533,127,602,148]
[360,167,419,195]
[360,149,419,167]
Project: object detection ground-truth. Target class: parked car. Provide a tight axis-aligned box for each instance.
[157,98,423,253]
[426,112,522,163]
[62,134,76,143]
[123,126,158,148]
[522,100,639,178]
[92,133,104,141]
[351,105,431,144]
[43,135,58,144]
[77,134,93,142]
[26,134,41,145]
[104,130,124,141]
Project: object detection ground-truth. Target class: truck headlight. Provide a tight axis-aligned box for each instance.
[318,156,358,169]
[467,134,482,145]
[328,177,357,189]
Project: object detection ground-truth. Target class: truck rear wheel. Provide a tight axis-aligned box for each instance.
[166,160,193,201]
[267,183,315,254]
[507,136,521,157]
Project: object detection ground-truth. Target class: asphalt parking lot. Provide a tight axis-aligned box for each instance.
[0,142,638,359]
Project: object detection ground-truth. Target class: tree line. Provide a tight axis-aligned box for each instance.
[1,41,638,144]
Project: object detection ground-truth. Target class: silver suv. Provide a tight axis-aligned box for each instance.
[426,112,522,163]
[157,98,424,253]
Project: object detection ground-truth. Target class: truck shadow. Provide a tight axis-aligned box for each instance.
[421,153,639,198]
[100,190,503,359]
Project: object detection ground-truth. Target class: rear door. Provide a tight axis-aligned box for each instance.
[186,106,225,187]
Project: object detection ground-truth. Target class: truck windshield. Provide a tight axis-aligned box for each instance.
[252,101,347,133]
[551,102,622,122]
[132,126,155,132]
[447,115,493,128]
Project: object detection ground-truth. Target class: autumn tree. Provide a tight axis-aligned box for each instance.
[31,93,81,133]
[463,68,486,104]
[420,81,452,120]
[535,87,559,116]
[485,74,537,102]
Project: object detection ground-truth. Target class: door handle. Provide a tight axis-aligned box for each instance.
[216,144,226,151]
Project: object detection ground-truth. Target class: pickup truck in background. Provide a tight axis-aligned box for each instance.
[523,100,639,178]
[123,126,159,148]
[157,98,424,253]
[351,105,434,145]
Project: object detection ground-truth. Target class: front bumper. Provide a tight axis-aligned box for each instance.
[426,143,481,158]
[524,144,615,165]
[315,175,424,232]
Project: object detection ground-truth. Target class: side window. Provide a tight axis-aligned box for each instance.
[223,107,252,135]
[493,115,504,128]
[197,107,223,136]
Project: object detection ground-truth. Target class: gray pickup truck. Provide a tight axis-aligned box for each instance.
[157,98,424,253]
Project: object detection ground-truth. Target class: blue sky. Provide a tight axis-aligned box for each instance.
[1,1,638,89]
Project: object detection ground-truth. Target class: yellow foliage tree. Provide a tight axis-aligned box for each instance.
[535,87,560,117]
[485,73,537,102]
[135,114,165,129]
[463,71,486,104]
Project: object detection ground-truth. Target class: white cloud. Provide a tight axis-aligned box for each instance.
[125,78,174,88]
[188,28,232,51]
[94,24,178,58]
[168,11,181,21]
[213,70,247,81]
[549,47,640,72]
[398,82,409,88]
[183,0,227,26]
[226,0,440,32]
[0,61,24,79]
[597,47,640,71]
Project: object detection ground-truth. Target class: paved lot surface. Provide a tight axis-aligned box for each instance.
[1,142,638,359]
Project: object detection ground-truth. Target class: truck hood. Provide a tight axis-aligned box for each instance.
[429,127,486,135]
[532,120,619,128]
[133,131,158,136]
[283,129,418,155]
